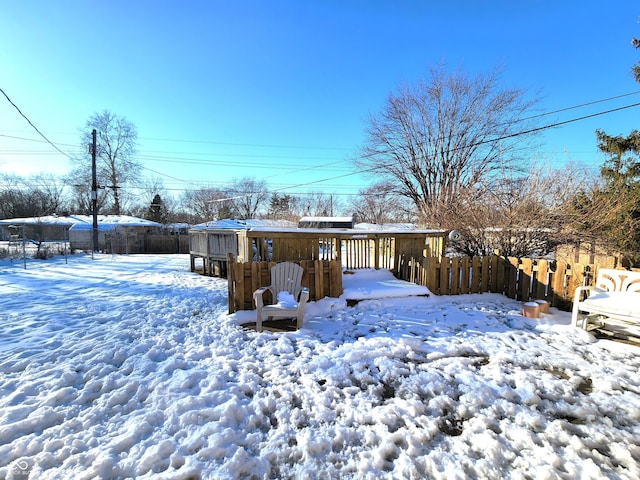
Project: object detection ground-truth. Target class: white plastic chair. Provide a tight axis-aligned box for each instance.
[253,262,309,332]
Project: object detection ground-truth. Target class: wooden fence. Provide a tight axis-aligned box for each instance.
[104,233,189,254]
[397,254,635,310]
[228,258,342,313]
[226,252,636,314]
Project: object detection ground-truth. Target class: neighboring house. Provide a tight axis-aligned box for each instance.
[0,215,163,252]
[67,216,163,252]
[0,215,81,242]
[555,240,620,268]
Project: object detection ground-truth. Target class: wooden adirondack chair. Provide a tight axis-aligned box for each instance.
[253,262,310,333]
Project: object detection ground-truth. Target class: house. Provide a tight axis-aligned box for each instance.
[67,215,163,252]
[0,215,163,253]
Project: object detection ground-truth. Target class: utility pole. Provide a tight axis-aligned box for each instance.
[91,129,98,252]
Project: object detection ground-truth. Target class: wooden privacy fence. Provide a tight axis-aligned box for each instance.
[228,258,342,313]
[225,252,634,314]
[397,254,629,310]
[104,233,189,254]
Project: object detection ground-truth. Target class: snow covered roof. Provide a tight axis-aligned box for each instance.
[299,216,354,223]
[0,215,162,229]
[354,222,419,231]
[191,219,443,235]
[0,215,84,227]
[191,219,297,230]
[69,216,162,231]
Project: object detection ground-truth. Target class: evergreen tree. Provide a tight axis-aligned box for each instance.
[593,131,640,261]
[268,193,293,219]
[146,193,169,224]
[570,23,640,266]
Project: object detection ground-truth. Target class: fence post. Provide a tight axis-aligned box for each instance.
[520,258,533,301]
[314,259,324,300]
[493,256,505,294]
[227,253,236,314]
[424,256,439,294]
[330,259,342,297]
[460,257,470,294]
[551,261,567,308]
[480,256,490,293]
[533,259,549,301]
[505,257,518,299]
[450,256,460,294]
[472,256,482,293]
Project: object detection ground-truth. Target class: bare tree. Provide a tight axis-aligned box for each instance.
[296,191,341,217]
[128,177,180,222]
[180,187,237,224]
[350,181,415,224]
[229,177,269,219]
[632,17,640,82]
[356,65,540,228]
[71,110,140,215]
[28,173,70,215]
[448,162,591,257]
[0,172,71,218]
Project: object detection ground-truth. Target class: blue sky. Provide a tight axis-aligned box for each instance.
[1,1,639,201]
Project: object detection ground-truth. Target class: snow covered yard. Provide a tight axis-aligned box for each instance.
[0,254,639,479]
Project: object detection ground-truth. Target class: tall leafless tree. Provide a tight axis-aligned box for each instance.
[229,177,269,219]
[349,181,415,225]
[356,65,540,228]
[296,191,341,217]
[180,187,236,224]
[70,110,140,215]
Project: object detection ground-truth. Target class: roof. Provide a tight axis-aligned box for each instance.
[298,216,354,223]
[0,215,162,229]
[245,226,445,236]
[190,219,444,236]
[191,219,297,230]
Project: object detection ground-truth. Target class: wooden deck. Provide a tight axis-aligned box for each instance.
[190,226,446,276]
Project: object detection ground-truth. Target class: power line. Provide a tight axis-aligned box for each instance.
[283,100,640,192]
[514,90,640,123]
[2,89,639,156]
[474,101,640,148]
[137,136,353,151]
[0,88,74,159]
[85,98,636,196]
[2,91,638,196]
[4,90,639,163]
